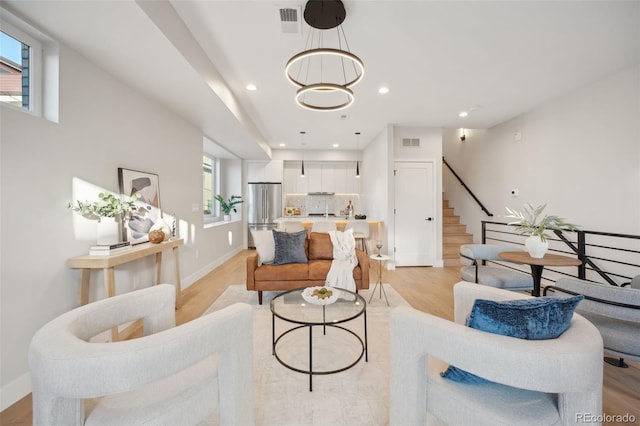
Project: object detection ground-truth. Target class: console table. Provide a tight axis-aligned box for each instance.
[68,239,184,311]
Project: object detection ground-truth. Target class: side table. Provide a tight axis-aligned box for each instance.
[369,254,390,306]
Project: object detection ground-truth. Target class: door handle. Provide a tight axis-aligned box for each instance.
[426,217,433,221]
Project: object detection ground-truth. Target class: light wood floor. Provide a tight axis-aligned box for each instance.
[2,250,638,425]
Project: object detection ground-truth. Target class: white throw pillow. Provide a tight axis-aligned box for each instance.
[251,229,275,266]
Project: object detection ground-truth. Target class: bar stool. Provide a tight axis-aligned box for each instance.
[311,221,336,233]
[345,221,370,254]
[280,221,304,232]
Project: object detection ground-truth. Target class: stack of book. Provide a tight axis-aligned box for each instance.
[89,241,132,256]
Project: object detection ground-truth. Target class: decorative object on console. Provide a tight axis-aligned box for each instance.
[68,192,139,245]
[285,0,364,111]
[214,194,243,221]
[149,216,171,241]
[148,229,165,244]
[504,203,579,258]
[118,168,161,244]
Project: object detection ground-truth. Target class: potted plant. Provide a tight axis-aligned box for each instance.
[504,203,579,258]
[214,194,243,221]
[68,192,139,244]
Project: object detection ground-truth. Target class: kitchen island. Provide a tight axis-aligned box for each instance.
[275,216,383,252]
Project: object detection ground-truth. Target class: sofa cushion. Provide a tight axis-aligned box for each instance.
[254,263,309,281]
[250,229,275,266]
[273,230,308,265]
[308,232,334,260]
[467,295,584,340]
[442,295,583,384]
[308,260,331,281]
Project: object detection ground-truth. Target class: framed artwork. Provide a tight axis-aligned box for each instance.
[118,168,161,244]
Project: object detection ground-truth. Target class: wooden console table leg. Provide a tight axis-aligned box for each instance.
[104,267,119,341]
[79,269,91,306]
[173,246,182,309]
[155,252,163,284]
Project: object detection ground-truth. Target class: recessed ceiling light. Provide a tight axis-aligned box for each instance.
[458,111,468,117]
[378,86,389,94]
[246,84,257,91]
[332,143,339,148]
[279,143,286,147]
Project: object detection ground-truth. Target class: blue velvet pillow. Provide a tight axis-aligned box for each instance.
[441,295,584,384]
[273,230,308,265]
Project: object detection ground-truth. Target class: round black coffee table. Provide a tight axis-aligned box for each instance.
[270,287,368,391]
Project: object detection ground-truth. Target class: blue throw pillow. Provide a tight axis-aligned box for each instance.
[273,230,308,265]
[441,295,584,384]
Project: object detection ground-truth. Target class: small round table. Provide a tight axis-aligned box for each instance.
[369,254,390,306]
[270,288,368,391]
[498,251,582,297]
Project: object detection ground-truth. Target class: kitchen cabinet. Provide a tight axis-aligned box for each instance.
[320,164,335,192]
[283,162,307,193]
[247,160,283,183]
[283,161,360,194]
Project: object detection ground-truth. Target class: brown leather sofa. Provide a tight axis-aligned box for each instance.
[247,232,370,304]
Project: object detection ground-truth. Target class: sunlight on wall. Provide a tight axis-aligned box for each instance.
[70,177,110,241]
[228,230,233,246]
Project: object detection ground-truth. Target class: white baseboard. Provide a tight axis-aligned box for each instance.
[1,372,30,412]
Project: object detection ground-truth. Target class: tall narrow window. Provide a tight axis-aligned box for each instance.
[0,30,29,109]
[203,155,215,216]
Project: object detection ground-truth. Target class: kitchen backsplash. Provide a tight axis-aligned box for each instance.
[283,194,362,217]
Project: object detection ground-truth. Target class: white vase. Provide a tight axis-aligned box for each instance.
[525,235,549,258]
[224,214,231,222]
[97,217,119,245]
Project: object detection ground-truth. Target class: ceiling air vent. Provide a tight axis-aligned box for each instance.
[402,138,421,148]
[279,7,301,34]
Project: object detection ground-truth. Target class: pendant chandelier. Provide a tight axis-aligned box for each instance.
[355,131,361,178]
[285,0,364,112]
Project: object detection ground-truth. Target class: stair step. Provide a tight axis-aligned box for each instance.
[443,244,463,256]
[443,234,474,244]
[443,258,461,267]
[443,207,455,216]
[444,224,466,233]
[443,216,460,224]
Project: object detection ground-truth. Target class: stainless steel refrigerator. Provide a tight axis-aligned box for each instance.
[247,182,282,248]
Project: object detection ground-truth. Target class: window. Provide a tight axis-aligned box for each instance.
[203,154,219,220]
[0,18,41,113]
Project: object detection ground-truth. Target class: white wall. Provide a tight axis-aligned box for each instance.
[0,42,244,408]
[360,126,392,255]
[443,64,640,241]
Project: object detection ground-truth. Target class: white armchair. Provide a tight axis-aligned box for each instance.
[390,281,603,426]
[29,284,254,426]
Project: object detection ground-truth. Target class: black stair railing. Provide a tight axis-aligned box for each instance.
[443,157,493,217]
[481,220,640,287]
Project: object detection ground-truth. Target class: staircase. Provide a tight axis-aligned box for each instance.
[442,196,473,266]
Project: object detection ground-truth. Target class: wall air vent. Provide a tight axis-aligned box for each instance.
[279,7,301,34]
[402,138,421,147]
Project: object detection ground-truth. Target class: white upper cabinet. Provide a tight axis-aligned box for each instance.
[283,161,360,194]
[247,160,283,183]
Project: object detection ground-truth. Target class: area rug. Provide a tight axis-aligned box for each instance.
[204,284,410,426]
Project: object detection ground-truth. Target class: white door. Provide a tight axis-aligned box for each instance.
[394,161,436,266]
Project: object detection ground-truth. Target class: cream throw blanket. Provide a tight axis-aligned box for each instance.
[326,228,357,292]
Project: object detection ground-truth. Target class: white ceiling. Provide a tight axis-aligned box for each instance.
[5,1,640,159]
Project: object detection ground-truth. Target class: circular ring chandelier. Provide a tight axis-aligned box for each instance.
[295,83,354,111]
[285,0,364,112]
[285,48,365,89]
